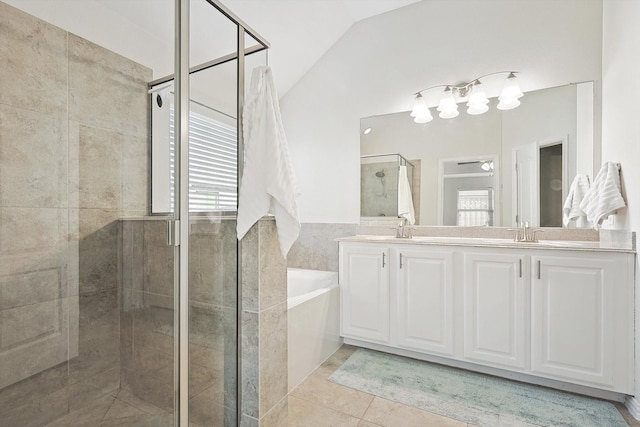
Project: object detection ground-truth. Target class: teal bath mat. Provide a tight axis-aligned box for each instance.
[329,348,628,427]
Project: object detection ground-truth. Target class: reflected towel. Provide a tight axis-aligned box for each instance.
[579,162,626,228]
[562,174,590,227]
[397,165,415,225]
[236,66,300,257]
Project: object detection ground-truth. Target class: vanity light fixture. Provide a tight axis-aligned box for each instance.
[410,71,522,123]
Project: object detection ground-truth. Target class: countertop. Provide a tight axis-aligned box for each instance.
[338,235,636,253]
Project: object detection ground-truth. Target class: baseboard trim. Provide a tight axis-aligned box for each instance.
[625,396,640,420]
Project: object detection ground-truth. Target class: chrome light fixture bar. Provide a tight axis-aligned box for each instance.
[410,71,523,124]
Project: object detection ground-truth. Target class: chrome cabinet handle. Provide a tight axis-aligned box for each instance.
[400,253,403,269]
[537,260,541,280]
[382,252,386,268]
[519,259,522,278]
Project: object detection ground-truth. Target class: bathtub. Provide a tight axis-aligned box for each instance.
[287,268,342,391]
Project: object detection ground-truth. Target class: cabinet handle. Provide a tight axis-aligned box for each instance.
[537,260,541,280]
[519,259,522,278]
[382,252,386,268]
[400,253,403,269]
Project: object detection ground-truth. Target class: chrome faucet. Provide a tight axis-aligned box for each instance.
[509,221,543,242]
[396,218,413,239]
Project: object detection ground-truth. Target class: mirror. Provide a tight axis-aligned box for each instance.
[360,82,594,227]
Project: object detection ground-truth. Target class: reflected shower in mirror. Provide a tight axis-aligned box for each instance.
[360,153,420,224]
[360,82,594,227]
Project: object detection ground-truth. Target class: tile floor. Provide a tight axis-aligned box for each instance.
[280,345,640,427]
[39,343,640,426]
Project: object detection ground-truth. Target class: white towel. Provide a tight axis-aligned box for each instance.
[397,165,415,225]
[579,162,626,228]
[562,174,590,227]
[236,66,300,257]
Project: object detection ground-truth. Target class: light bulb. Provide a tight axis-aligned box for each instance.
[467,81,489,108]
[410,93,430,118]
[497,98,521,110]
[500,73,523,101]
[437,88,459,119]
[467,103,489,115]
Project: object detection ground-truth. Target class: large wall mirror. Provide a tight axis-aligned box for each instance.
[360,82,595,227]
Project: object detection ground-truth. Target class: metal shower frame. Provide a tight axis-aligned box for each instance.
[155,1,271,424]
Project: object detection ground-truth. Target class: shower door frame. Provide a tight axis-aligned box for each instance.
[172,0,270,424]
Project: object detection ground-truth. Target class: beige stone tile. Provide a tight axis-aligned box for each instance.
[101,397,154,426]
[287,223,357,271]
[6,387,70,426]
[0,207,67,254]
[241,223,260,312]
[259,301,288,415]
[121,133,148,215]
[68,34,150,138]
[46,393,114,427]
[259,219,287,310]
[0,104,68,208]
[312,344,359,379]
[0,297,69,389]
[358,421,382,427]
[241,310,259,418]
[282,395,360,427]
[362,397,466,427]
[189,384,225,426]
[68,123,122,210]
[291,373,374,419]
[0,2,68,115]
[113,388,169,416]
[262,395,288,427]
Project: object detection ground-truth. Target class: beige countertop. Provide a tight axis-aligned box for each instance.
[338,235,636,253]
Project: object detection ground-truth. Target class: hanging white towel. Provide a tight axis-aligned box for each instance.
[236,66,300,257]
[579,162,626,228]
[397,165,415,225]
[562,174,590,227]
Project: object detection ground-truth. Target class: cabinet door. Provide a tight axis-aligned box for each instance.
[339,243,390,343]
[531,254,631,391]
[463,251,528,370]
[396,248,455,356]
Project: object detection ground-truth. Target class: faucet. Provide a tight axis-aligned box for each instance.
[508,221,543,242]
[396,218,413,239]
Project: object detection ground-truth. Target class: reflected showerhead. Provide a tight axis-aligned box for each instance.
[375,170,385,178]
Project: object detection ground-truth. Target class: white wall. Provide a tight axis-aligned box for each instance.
[281,0,603,223]
[601,0,640,415]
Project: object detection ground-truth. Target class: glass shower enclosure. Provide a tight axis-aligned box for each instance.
[0,0,268,425]
[360,153,417,221]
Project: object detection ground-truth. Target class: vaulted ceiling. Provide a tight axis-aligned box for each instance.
[4,0,421,95]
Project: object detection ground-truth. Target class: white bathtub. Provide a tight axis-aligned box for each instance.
[287,268,342,392]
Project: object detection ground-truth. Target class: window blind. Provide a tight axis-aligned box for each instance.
[169,105,238,212]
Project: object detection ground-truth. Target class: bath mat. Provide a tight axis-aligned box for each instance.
[329,348,628,427]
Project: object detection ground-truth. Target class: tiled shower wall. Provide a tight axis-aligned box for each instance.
[0,2,150,425]
[287,223,358,272]
[119,218,239,425]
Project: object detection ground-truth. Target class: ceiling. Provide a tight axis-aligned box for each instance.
[4,0,421,95]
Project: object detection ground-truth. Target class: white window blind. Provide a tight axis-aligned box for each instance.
[169,105,238,212]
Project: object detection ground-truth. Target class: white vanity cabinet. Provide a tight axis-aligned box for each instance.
[339,238,635,395]
[530,252,634,391]
[395,248,455,356]
[462,251,529,370]
[339,243,390,344]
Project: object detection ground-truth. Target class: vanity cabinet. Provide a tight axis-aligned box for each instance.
[530,253,632,390]
[339,243,390,344]
[462,251,528,370]
[339,239,635,395]
[396,248,455,356]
